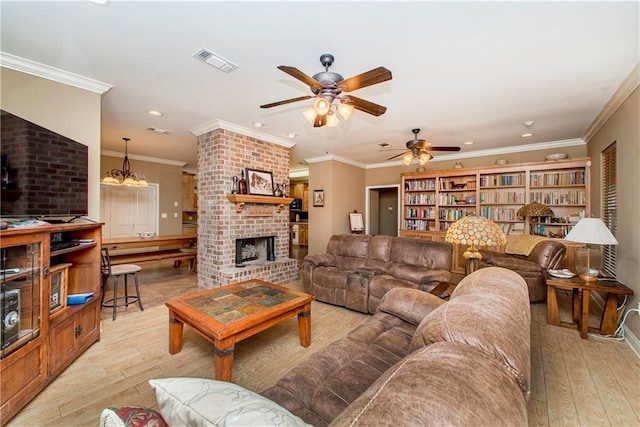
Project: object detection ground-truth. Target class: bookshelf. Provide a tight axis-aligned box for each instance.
[400,158,590,274]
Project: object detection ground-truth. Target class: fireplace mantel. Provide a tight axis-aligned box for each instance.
[226,194,294,213]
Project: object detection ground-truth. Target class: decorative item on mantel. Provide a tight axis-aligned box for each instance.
[238,170,247,194]
[274,183,283,197]
[231,176,239,194]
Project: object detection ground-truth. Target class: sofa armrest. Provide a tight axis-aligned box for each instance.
[377,287,446,326]
[301,253,336,268]
[418,270,453,287]
[482,256,542,273]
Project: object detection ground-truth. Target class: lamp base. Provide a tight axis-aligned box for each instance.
[578,274,599,282]
[575,246,602,283]
[463,247,482,276]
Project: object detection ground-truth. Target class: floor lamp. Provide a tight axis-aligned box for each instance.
[563,218,618,281]
[445,215,507,275]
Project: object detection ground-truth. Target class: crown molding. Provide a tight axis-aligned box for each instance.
[289,169,309,179]
[305,154,367,169]
[365,138,586,169]
[583,62,640,143]
[0,51,112,94]
[190,119,296,148]
[101,150,187,167]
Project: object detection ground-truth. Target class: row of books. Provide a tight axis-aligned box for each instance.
[530,170,585,187]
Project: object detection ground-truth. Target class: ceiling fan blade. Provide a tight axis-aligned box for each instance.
[348,95,387,116]
[386,151,409,161]
[428,146,462,152]
[260,96,315,109]
[277,66,322,90]
[340,67,392,92]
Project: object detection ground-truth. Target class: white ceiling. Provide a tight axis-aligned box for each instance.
[1,1,638,173]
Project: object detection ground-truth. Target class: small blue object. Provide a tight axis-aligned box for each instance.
[67,292,94,305]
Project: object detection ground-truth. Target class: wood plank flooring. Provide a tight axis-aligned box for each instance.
[6,264,640,426]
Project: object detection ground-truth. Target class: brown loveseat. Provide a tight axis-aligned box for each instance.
[301,234,453,314]
[479,236,566,302]
[262,267,531,426]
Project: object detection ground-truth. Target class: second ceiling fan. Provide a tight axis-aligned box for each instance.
[387,129,461,165]
[260,54,392,127]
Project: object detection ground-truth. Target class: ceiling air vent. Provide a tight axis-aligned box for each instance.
[146,127,172,135]
[193,48,238,73]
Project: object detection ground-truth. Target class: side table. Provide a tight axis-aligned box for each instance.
[546,276,633,339]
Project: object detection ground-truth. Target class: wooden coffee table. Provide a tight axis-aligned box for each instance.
[165,279,314,381]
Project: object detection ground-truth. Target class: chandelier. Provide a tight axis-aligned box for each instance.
[302,96,355,128]
[101,137,148,187]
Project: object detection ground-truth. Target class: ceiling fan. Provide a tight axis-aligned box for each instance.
[386,129,461,165]
[260,54,392,127]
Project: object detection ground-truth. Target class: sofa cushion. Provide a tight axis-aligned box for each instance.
[326,234,370,270]
[410,267,531,395]
[262,312,415,427]
[389,237,452,271]
[149,377,310,427]
[329,342,528,427]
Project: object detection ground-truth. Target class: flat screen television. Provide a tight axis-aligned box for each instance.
[1,110,89,218]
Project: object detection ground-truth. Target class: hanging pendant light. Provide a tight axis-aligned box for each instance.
[101,137,149,187]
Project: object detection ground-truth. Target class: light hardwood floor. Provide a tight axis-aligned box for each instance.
[6,264,640,426]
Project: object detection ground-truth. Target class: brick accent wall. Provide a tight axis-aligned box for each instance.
[196,128,298,288]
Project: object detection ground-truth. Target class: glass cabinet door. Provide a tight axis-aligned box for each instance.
[1,242,42,358]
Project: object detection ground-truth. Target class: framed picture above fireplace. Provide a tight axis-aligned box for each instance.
[246,168,274,196]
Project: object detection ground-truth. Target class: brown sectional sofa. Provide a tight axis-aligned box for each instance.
[262,267,531,426]
[301,234,453,314]
[103,267,530,426]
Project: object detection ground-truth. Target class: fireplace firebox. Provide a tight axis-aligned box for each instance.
[235,236,275,267]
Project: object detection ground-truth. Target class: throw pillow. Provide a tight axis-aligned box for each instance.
[99,406,168,427]
[149,377,311,427]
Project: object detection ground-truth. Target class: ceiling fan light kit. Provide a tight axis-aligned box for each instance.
[261,54,392,128]
[390,129,461,165]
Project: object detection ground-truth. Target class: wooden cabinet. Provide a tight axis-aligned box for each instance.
[290,183,309,211]
[401,159,590,275]
[182,173,198,212]
[0,222,102,424]
[298,224,309,246]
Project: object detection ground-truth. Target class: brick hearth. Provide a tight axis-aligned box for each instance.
[195,127,298,288]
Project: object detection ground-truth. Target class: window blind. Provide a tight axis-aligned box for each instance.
[601,142,616,276]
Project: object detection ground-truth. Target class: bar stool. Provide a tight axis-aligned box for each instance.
[100,248,144,320]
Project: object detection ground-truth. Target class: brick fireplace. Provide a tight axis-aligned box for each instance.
[195,124,298,288]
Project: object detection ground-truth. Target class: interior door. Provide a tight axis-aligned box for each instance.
[100,184,158,238]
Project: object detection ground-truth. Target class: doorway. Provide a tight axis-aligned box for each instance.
[365,185,400,236]
[100,184,159,238]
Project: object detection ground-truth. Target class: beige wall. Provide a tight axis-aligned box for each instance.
[0,68,102,218]
[101,155,183,235]
[308,160,365,254]
[586,87,639,340]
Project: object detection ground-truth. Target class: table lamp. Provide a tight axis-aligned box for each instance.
[517,202,554,235]
[445,215,507,275]
[563,218,618,281]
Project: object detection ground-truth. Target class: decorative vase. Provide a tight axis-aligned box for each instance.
[238,171,247,195]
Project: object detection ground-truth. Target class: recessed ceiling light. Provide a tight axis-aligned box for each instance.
[252,122,264,128]
[148,110,163,117]
[287,133,297,138]
[87,0,111,6]
[523,120,535,127]
[521,133,534,138]
[146,127,172,135]
[464,141,474,145]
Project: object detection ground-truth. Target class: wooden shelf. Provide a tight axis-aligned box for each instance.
[226,194,294,213]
